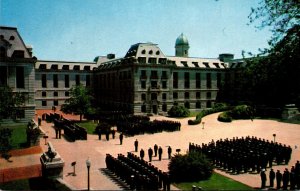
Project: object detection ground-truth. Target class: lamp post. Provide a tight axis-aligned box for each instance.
[273,134,276,142]
[86,158,91,191]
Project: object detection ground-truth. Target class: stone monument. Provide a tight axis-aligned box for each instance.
[40,142,64,178]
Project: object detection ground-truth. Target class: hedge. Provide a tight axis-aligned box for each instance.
[188,103,230,125]
[217,111,232,122]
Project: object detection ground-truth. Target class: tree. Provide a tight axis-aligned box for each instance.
[167,105,190,117]
[61,84,94,121]
[168,151,213,182]
[0,86,25,120]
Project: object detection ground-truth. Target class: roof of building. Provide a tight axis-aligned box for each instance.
[175,33,189,46]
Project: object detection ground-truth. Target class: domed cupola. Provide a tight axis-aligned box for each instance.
[175,33,189,57]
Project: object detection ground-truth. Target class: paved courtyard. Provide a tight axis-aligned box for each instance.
[36,112,300,190]
[1,111,299,190]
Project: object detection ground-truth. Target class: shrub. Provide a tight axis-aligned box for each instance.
[168,151,213,182]
[168,105,190,117]
[188,103,230,125]
[217,111,232,122]
[231,105,254,119]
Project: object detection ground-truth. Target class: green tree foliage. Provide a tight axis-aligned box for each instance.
[0,126,12,159]
[61,84,94,121]
[168,151,213,183]
[0,86,25,120]
[168,105,190,117]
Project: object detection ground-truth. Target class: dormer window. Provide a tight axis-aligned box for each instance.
[12,50,24,58]
[203,62,210,68]
[192,62,199,67]
[73,65,80,70]
[84,66,91,71]
[149,50,153,55]
[39,64,47,69]
[9,36,15,40]
[62,65,69,70]
[51,64,58,70]
[213,63,220,68]
[181,61,188,67]
[156,50,160,55]
[141,49,146,54]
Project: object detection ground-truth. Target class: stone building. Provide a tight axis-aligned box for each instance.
[94,34,229,115]
[0,26,36,122]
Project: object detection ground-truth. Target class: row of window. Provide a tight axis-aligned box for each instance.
[140,101,212,113]
[141,49,160,55]
[41,100,58,106]
[38,64,93,71]
[141,92,212,101]
[41,74,90,88]
[41,91,69,97]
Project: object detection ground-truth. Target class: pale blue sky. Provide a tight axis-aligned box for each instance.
[1,0,271,62]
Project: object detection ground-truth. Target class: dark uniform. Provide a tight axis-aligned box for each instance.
[269,168,275,188]
[140,149,145,160]
[154,144,158,157]
[148,147,153,162]
[134,139,139,152]
[260,169,267,189]
[276,170,282,189]
[282,168,290,190]
[119,133,123,145]
[168,146,172,159]
[158,146,163,161]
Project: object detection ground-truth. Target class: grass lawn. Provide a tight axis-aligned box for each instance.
[2,124,28,149]
[76,120,97,134]
[174,172,253,190]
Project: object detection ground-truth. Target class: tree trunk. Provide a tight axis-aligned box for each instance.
[80,114,82,122]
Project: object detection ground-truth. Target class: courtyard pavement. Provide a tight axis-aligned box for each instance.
[36,112,300,190]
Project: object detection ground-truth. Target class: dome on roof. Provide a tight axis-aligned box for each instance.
[175,33,189,46]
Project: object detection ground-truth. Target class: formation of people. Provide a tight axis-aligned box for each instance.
[134,139,172,162]
[117,119,181,136]
[189,136,292,174]
[261,161,300,190]
[105,153,171,190]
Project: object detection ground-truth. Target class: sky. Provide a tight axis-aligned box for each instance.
[1,0,272,62]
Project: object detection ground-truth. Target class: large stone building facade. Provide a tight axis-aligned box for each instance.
[1,26,238,121]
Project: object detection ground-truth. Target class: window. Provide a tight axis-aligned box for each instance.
[0,66,7,86]
[141,49,146,54]
[84,66,91,71]
[16,109,25,118]
[173,72,178,88]
[0,47,6,58]
[39,64,47,69]
[206,73,211,88]
[156,50,160,55]
[148,58,157,64]
[140,70,147,79]
[173,92,178,99]
[196,101,201,108]
[65,75,69,88]
[51,65,58,70]
[158,58,167,64]
[217,73,221,88]
[42,74,47,88]
[196,92,201,99]
[162,81,167,89]
[42,100,47,106]
[162,93,167,100]
[76,75,80,85]
[149,50,153,55]
[151,93,157,100]
[86,75,91,87]
[150,71,158,79]
[9,36,15,40]
[138,57,146,63]
[162,104,167,112]
[203,62,210,68]
[12,50,24,58]
[74,65,80,70]
[141,105,146,112]
[141,81,146,89]
[42,91,46,97]
[53,74,58,88]
[184,102,190,109]
[16,66,24,88]
[196,73,201,88]
[62,65,69,70]
[213,63,220,68]
[54,91,58,97]
[65,91,69,97]
[207,92,211,99]
[181,61,188,67]
[185,92,189,99]
[193,62,199,67]
[54,100,58,106]
[206,101,212,108]
[161,71,167,79]
[141,93,146,101]
[184,72,190,88]
[151,81,158,89]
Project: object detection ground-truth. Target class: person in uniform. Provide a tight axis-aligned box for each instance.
[140,149,145,160]
[269,168,275,188]
[276,170,282,189]
[158,146,163,161]
[260,169,267,189]
[282,168,290,190]
[167,146,172,159]
[154,144,158,157]
[134,139,139,152]
[148,147,153,162]
[119,132,123,145]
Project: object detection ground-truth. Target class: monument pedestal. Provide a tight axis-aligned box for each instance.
[282,104,299,120]
[40,142,64,179]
